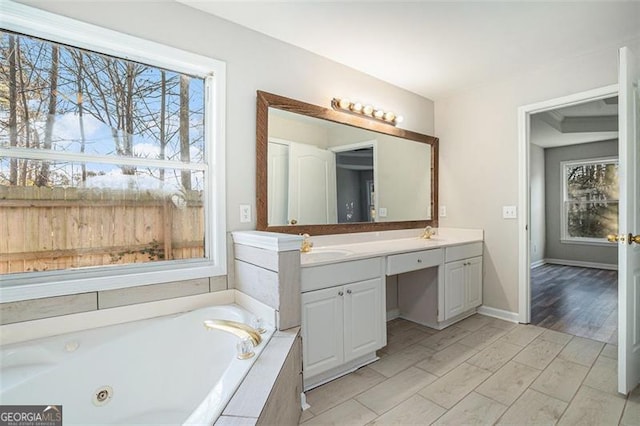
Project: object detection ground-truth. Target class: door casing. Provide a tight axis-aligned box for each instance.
[516,84,619,324]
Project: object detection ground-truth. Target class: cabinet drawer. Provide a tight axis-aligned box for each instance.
[445,242,483,263]
[386,249,443,275]
[301,257,382,292]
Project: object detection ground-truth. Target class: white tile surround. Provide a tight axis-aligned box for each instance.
[0,289,274,345]
[232,231,303,330]
[0,276,228,325]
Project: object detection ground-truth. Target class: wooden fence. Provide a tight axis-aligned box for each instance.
[0,186,204,274]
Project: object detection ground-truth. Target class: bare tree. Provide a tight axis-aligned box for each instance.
[160,70,166,181]
[16,38,30,185]
[72,51,87,182]
[8,35,18,185]
[35,44,58,187]
[179,74,191,190]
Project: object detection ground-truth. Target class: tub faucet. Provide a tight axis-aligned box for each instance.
[301,233,313,253]
[421,226,435,239]
[203,319,262,347]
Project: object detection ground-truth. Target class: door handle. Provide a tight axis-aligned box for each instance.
[607,234,621,243]
[607,233,640,244]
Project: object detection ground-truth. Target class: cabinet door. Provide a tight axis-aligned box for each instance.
[344,278,383,362]
[444,260,466,320]
[301,287,344,378]
[465,256,483,310]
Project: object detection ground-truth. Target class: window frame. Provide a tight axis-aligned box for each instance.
[560,156,618,246]
[0,1,226,303]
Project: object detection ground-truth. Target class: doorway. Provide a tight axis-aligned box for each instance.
[527,97,619,342]
[517,84,619,328]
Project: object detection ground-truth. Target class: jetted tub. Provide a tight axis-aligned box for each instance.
[0,304,274,425]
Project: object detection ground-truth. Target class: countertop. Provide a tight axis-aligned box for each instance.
[300,227,483,267]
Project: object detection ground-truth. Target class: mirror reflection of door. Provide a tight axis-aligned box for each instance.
[331,142,376,223]
[267,141,289,225]
[289,142,337,225]
[267,138,338,226]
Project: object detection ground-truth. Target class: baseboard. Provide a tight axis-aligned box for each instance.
[477,305,520,323]
[544,258,617,271]
[404,310,476,330]
[386,308,401,322]
[530,259,545,269]
[303,352,379,391]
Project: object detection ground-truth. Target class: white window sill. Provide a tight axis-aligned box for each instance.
[560,238,615,247]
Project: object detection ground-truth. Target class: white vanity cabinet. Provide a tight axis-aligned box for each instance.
[301,257,385,389]
[443,242,483,320]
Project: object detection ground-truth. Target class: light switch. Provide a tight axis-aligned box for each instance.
[502,205,517,219]
[379,207,388,217]
[439,206,447,217]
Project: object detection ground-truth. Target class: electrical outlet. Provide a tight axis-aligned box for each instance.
[439,205,447,217]
[502,205,517,219]
[240,204,251,223]
[379,207,388,217]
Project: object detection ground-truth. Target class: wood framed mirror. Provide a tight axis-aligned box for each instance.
[256,90,438,235]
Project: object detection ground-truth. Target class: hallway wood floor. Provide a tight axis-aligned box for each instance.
[531,264,618,344]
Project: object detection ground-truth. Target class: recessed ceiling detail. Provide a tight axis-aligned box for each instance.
[531,97,619,148]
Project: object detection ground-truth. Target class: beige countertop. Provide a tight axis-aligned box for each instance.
[300,227,483,267]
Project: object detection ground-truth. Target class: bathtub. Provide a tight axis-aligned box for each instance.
[0,304,274,425]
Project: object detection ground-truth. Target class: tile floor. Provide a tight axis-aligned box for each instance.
[300,314,640,425]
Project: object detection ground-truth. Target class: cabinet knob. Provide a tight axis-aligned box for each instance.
[338,291,344,296]
[417,259,422,263]
[347,289,352,294]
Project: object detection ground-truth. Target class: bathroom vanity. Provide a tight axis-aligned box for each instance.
[299,227,483,389]
[243,91,482,391]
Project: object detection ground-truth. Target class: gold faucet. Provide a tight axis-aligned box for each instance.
[421,226,435,239]
[203,319,262,347]
[301,233,313,253]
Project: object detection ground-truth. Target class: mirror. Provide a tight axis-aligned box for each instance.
[257,91,438,235]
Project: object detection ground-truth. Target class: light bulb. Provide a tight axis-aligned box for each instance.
[363,105,374,116]
[384,111,396,122]
[351,102,363,113]
[373,109,384,119]
[338,98,350,110]
[395,115,404,124]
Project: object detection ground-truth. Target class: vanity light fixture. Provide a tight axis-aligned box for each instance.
[332,97,404,126]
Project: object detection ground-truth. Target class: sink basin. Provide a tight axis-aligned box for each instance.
[302,248,354,262]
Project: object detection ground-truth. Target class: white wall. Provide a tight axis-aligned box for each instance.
[16,0,435,234]
[269,114,331,148]
[530,144,545,265]
[435,38,640,314]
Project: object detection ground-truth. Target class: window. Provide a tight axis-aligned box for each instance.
[561,157,618,244]
[0,3,226,301]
